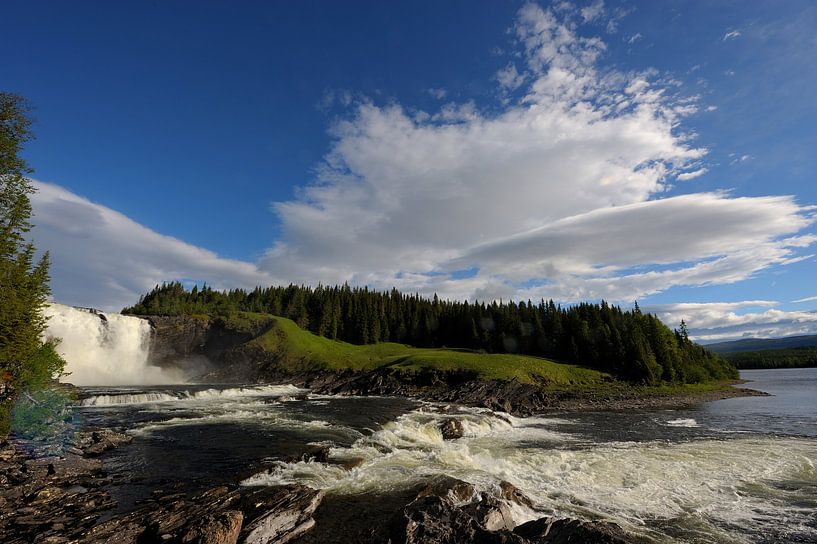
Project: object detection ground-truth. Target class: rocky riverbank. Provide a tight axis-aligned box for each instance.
[2,425,648,544]
[228,367,766,417]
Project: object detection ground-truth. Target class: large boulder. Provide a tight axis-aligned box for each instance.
[180,509,243,544]
[439,419,465,440]
[416,475,476,504]
[240,484,325,544]
[513,517,636,544]
[463,496,515,532]
[498,481,535,510]
[389,494,527,544]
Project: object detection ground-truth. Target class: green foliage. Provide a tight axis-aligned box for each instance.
[0,93,66,435]
[11,388,77,455]
[243,313,608,385]
[125,283,737,384]
[723,347,817,369]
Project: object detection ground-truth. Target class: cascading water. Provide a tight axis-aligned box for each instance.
[43,304,185,385]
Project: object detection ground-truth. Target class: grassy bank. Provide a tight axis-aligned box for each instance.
[225,312,610,386]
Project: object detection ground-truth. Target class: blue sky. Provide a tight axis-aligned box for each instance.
[4,1,817,341]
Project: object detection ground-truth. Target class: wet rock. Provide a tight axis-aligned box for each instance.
[0,438,122,544]
[416,475,476,504]
[180,509,243,544]
[240,484,324,544]
[498,481,535,510]
[335,456,365,471]
[390,495,526,544]
[80,517,145,544]
[73,429,133,457]
[463,495,515,532]
[289,444,331,464]
[513,517,636,544]
[439,419,465,440]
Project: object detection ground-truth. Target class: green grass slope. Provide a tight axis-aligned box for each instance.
[230,312,609,386]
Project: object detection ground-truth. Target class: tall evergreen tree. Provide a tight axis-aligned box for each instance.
[0,93,65,434]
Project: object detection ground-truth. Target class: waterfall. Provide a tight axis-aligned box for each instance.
[43,304,186,386]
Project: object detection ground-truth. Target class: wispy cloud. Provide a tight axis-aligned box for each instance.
[723,30,742,41]
[427,88,447,100]
[677,167,709,181]
[793,295,817,304]
[580,0,604,23]
[31,181,280,311]
[649,301,817,341]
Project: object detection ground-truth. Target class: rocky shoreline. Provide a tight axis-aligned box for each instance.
[1,429,644,544]
[226,367,767,417]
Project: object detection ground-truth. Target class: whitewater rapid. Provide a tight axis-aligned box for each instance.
[239,405,817,542]
[44,303,184,386]
[70,370,817,542]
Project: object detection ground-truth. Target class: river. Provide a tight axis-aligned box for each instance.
[74,368,817,543]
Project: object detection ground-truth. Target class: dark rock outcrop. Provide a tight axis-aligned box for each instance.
[513,517,635,544]
[82,484,324,544]
[144,315,275,379]
[384,476,640,544]
[439,419,465,440]
[180,509,243,544]
[1,439,116,543]
[240,485,324,544]
[498,481,535,510]
[72,429,132,457]
[416,475,476,504]
[389,494,527,544]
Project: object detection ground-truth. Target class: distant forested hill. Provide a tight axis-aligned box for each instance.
[705,335,817,354]
[123,282,736,385]
[720,347,817,369]
[705,335,817,369]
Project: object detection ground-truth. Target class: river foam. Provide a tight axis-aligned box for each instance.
[241,405,817,542]
[80,384,305,406]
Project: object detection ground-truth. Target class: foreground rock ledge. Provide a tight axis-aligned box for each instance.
[3,432,644,543]
[82,484,324,544]
[385,477,639,544]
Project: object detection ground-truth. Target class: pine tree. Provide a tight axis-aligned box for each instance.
[0,93,66,434]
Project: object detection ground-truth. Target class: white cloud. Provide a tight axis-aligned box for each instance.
[31,181,280,311]
[31,3,817,323]
[793,295,817,304]
[496,63,526,92]
[258,4,815,303]
[581,0,605,23]
[627,33,643,45]
[648,301,817,341]
[723,30,742,41]
[428,88,447,100]
[677,167,708,181]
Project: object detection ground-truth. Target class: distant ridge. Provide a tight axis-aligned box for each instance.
[705,335,817,354]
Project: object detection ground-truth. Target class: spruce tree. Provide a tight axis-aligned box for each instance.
[0,93,65,434]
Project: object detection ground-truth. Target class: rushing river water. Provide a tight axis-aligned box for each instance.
[75,369,817,543]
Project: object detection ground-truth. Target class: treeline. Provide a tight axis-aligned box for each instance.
[723,347,817,370]
[124,282,736,384]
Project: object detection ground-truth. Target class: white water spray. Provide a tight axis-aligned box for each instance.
[44,304,185,386]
